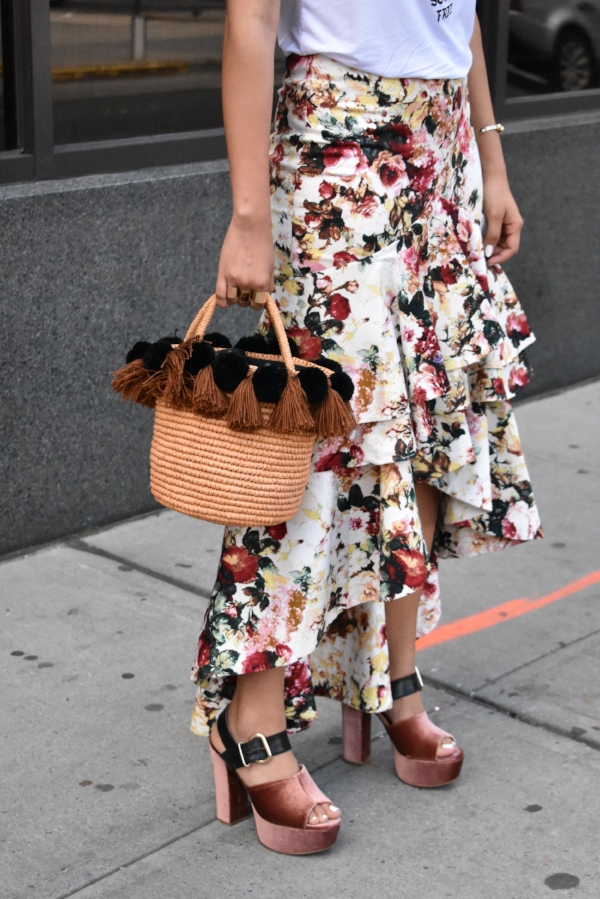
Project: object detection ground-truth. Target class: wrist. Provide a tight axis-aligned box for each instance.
[482,166,509,184]
[477,134,507,179]
[232,206,272,228]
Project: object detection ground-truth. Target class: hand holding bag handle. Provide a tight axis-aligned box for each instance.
[185,294,298,378]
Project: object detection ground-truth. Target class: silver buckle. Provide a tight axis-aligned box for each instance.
[415,666,424,689]
[238,732,272,767]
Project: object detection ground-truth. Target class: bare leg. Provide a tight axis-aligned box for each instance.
[209,667,340,823]
[384,481,455,757]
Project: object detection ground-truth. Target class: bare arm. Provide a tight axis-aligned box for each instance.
[469,17,523,266]
[215,0,280,308]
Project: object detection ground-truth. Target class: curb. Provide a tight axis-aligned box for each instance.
[51,61,189,81]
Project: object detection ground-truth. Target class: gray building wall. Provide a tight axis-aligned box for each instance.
[2,113,599,557]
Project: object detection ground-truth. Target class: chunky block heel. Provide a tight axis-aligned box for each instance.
[210,745,251,825]
[342,704,371,765]
[210,707,340,854]
[342,669,464,787]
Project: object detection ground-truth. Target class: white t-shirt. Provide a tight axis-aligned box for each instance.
[278,0,477,79]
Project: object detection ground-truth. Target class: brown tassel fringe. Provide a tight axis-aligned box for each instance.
[162,343,193,409]
[111,359,157,408]
[192,363,229,417]
[142,368,169,404]
[313,387,357,438]
[113,349,356,438]
[269,373,315,434]
[226,373,264,431]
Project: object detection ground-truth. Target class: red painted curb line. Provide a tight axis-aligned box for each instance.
[417,570,600,652]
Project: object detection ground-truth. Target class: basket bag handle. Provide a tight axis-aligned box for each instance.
[184,294,297,376]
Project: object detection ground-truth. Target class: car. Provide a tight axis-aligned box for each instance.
[509,0,600,91]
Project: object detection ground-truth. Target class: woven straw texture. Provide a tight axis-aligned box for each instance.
[145,294,328,526]
[150,401,314,526]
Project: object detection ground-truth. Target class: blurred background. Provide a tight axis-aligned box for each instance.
[0,0,599,557]
[507,0,600,96]
[48,1,229,143]
[1,1,599,156]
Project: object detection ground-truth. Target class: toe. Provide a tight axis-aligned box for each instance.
[436,737,457,759]
[309,802,339,823]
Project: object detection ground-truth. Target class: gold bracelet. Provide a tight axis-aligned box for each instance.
[478,123,505,135]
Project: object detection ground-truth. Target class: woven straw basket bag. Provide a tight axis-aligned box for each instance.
[112,295,356,526]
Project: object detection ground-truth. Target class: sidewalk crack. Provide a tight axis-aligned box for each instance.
[52,813,216,899]
[49,748,345,899]
[424,676,600,753]
[67,538,211,600]
[471,625,600,690]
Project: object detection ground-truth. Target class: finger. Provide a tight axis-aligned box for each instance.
[250,290,270,311]
[488,220,522,266]
[215,271,229,309]
[225,284,240,307]
[483,214,502,262]
[248,272,274,310]
[487,244,516,266]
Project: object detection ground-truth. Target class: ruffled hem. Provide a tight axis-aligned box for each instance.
[295,193,538,536]
[189,62,543,737]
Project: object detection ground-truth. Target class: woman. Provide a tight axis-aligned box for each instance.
[191,0,542,854]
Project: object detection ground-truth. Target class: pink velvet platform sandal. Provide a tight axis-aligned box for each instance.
[342,668,464,788]
[210,707,340,855]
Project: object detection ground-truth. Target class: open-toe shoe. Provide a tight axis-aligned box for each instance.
[210,707,341,854]
[342,668,463,787]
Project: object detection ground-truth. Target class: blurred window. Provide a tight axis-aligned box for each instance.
[508,0,600,96]
[0,0,17,153]
[1,0,599,184]
[50,0,227,144]
[0,1,5,152]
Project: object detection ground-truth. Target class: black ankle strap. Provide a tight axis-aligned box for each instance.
[216,706,292,771]
[391,668,424,701]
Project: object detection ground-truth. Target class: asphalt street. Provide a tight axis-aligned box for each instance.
[46,10,287,142]
[2,379,599,899]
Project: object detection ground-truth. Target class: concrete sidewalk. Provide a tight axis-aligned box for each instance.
[2,381,599,899]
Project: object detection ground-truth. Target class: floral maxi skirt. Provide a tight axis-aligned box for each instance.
[190,55,542,736]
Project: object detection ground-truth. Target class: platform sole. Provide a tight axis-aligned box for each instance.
[253,807,340,855]
[393,746,464,787]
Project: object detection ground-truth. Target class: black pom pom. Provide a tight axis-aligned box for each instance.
[298,366,329,405]
[204,331,232,348]
[142,338,174,372]
[265,334,300,358]
[330,370,354,401]
[126,341,151,365]
[316,356,342,373]
[212,351,249,392]
[184,341,215,376]
[235,335,271,353]
[160,336,182,344]
[252,363,288,403]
